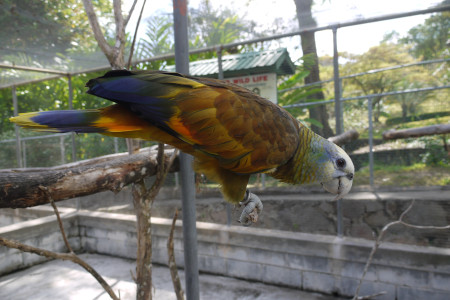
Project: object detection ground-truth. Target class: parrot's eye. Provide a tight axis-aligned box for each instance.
[336,158,346,168]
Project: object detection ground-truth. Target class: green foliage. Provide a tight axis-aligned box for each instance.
[400,12,450,60]
[136,15,175,70]
[189,0,255,49]
[278,55,327,127]
[355,162,450,187]
[386,111,450,126]
[1,0,113,67]
[416,136,449,166]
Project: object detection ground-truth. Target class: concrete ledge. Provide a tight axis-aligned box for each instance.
[1,209,449,300]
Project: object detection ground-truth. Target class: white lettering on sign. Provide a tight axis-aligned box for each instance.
[224,73,277,104]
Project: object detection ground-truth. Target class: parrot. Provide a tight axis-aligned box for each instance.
[10,70,354,225]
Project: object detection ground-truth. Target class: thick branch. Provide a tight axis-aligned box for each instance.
[82,0,113,58]
[328,129,359,146]
[113,0,125,45]
[0,148,179,208]
[383,124,450,140]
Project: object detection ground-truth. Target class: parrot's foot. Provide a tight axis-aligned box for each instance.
[238,190,263,226]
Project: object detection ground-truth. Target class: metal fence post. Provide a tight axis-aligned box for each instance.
[67,75,77,162]
[332,26,343,135]
[173,1,200,299]
[12,86,23,168]
[60,135,66,165]
[368,96,374,188]
[337,197,343,237]
[22,140,27,168]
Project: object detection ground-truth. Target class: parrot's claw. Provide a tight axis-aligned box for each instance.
[238,190,263,226]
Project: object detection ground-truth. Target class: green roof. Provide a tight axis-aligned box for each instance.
[165,48,296,78]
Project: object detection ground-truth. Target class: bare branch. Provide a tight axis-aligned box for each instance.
[82,0,113,58]
[41,186,74,253]
[353,200,450,300]
[127,0,147,69]
[0,237,119,300]
[124,0,139,27]
[383,124,450,140]
[167,209,184,300]
[328,129,359,146]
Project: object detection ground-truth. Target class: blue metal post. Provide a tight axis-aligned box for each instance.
[173,1,200,299]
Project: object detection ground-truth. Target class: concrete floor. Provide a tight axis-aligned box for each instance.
[0,253,344,300]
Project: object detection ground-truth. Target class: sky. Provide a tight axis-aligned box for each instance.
[125,0,444,57]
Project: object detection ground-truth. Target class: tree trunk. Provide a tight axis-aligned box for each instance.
[294,0,334,138]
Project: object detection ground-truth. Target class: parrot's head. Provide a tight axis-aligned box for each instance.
[312,138,354,201]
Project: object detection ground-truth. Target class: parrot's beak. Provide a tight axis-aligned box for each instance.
[321,170,354,201]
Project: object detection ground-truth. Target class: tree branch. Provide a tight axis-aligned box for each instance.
[167,209,184,300]
[127,0,147,69]
[124,0,139,27]
[133,144,179,300]
[0,237,120,300]
[82,0,113,58]
[113,0,125,46]
[353,200,450,300]
[383,124,450,140]
[0,148,179,208]
[328,129,359,146]
[44,186,74,253]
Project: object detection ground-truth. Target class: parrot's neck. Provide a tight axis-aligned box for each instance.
[271,125,325,185]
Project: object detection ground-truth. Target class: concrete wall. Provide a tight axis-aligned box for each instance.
[0,207,80,275]
[1,208,449,300]
[66,187,450,248]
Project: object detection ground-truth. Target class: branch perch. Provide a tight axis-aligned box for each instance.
[328,129,359,146]
[383,124,450,140]
[0,148,179,208]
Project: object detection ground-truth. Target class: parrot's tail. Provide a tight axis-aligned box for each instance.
[10,110,106,133]
[9,105,148,134]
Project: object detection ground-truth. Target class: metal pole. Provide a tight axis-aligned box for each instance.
[216,46,233,226]
[12,86,23,168]
[60,135,66,164]
[114,137,119,153]
[68,76,77,162]
[173,1,200,299]
[337,198,343,237]
[332,27,343,135]
[22,141,27,168]
[368,96,374,188]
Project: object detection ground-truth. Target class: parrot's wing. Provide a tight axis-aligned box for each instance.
[86,70,299,174]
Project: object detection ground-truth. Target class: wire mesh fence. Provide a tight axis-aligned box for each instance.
[0,8,448,251]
